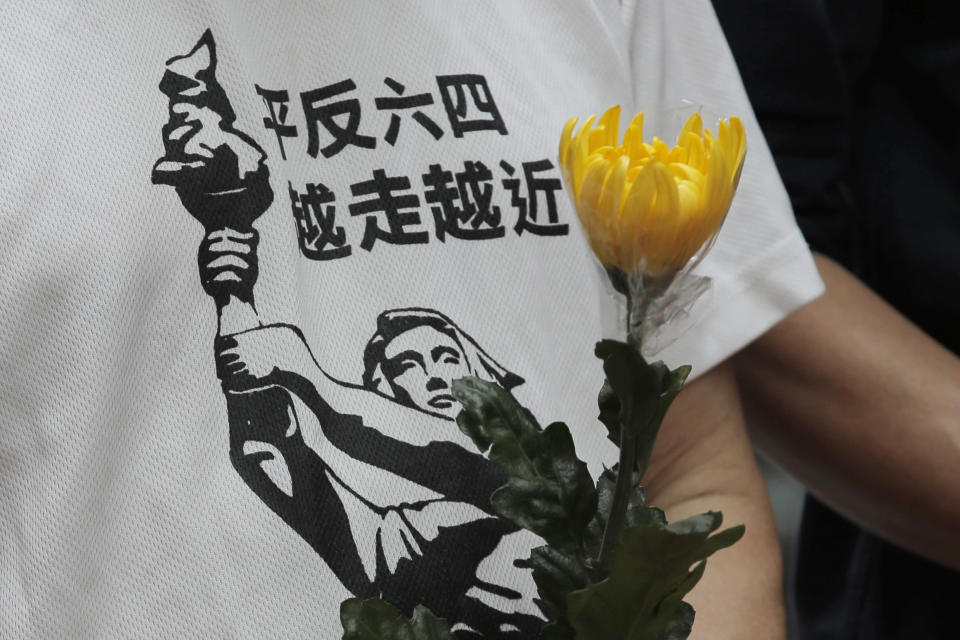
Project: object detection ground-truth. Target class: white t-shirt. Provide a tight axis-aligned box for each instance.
[0,1,823,638]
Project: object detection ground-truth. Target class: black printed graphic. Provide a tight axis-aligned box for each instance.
[251,71,568,258]
[423,161,505,241]
[255,73,508,158]
[287,159,567,259]
[151,30,272,238]
[437,74,509,138]
[256,85,298,161]
[153,32,545,639]
[501,160,568,236]
[375,77,445,146]
[288,181,351,260]
[302,79,378,158]
[349,169,430,250]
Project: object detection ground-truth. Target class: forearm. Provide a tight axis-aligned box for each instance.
[285,346,478,451]
[734,253,960,569]
[645,360,786,640]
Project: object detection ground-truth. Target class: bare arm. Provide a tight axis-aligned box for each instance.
[220,324,479,451]
[645,359,786,640]
[734,253,960,570]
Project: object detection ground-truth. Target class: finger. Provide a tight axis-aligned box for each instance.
[207,254,252,272]
[210,227,257,243]
[201,236,257,269]
[218,352,241,367]
[202,263,256,292]
[204,228,258,253]
[206,238,256,258]
[215,336,238,353]
[205,262,253,278]
[207,272,243,287]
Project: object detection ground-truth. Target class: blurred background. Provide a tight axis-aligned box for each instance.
[759,458,804,639]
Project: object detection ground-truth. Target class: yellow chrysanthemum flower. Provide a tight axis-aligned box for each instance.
[558,106,746,279]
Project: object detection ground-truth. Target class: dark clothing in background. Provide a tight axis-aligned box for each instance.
[711,1,960,638]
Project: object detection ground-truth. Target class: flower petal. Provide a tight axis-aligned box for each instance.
[646,162,684,274]
[669,162,705,187]
[622,124,645,164]
[619,161,658,272]
[703,136,731,234]
[558,116,579,174]
[571,114,596,199]
[680,111,703,138]
[578,156,611,219]
[626,111,644,142]
[597,104,622,149]
[598,155,630,223]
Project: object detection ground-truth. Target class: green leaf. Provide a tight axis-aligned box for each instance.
[340,599,454,640]
[452,378,597,551]
[527,423,599,540]
[528,545,594,622]
[597,381,621,447]
[566,512,744,640]
[453,376,540,452]
[491,476,568,536]
[656,602,695,640]
[595,467,662,528]
[540,619,578,640]
[594,340,690,479]
[340,598,414,640]
[584,466,666,563]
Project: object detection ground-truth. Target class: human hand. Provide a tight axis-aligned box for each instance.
[198,227,258,304]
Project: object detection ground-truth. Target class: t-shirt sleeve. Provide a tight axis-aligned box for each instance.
[623,0,825,374]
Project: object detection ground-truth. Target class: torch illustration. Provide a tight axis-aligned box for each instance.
[152,29,273,336]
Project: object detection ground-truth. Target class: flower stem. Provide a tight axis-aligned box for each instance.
[598,291,644,566]
[598,429,637,567]
[626,289,643,348]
